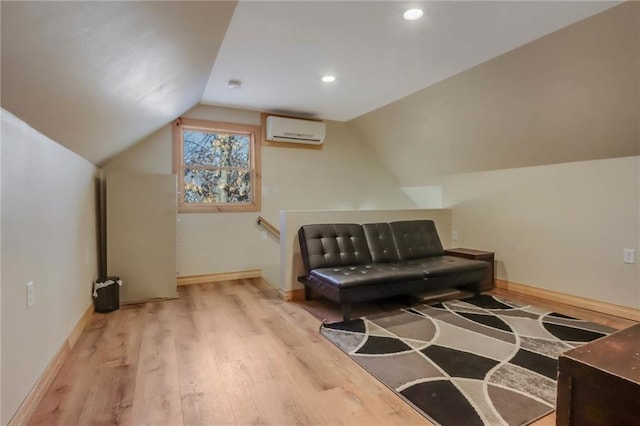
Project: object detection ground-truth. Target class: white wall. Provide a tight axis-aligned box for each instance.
[103,104,416,288]
[443,157,640,309]
[1,110,98,424]
[281,209,452,294]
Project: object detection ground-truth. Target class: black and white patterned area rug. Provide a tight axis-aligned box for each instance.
[320,295,615,426]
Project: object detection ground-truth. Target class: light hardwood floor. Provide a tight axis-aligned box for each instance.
[28,279,635,425]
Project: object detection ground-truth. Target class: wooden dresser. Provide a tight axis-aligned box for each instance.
[556,322,640,426]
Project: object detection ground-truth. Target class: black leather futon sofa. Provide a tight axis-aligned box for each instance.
[297,220,490,321]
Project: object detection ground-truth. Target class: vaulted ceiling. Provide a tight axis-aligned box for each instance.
[1,1,237,164]
[1,1,619,165]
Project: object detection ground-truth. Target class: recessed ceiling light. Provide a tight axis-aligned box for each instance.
[403,8,424,21]
[227,79,242,89]
[321,75,336,83]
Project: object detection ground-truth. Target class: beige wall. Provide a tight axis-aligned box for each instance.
[281,209,452,294]
[351,2,639,184]
[1,110,98,424]
[443,157,640,309]
[104,104,416,287]
[349,3,640,308]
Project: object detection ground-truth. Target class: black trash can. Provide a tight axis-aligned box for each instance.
[93,276,122,313]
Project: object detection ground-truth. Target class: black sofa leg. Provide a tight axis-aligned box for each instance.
[304,285,312,301]
[406,294,414,306]
[342,303,351,322]
[464,282,483,297]
[473,282,483,297]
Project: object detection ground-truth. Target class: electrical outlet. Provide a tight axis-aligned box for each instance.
[260,231,268,240]
[26,281,34,308]
[452,230,459,241]
[623,249,636,264]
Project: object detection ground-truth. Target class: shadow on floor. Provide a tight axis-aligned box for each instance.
[293,288,474,323]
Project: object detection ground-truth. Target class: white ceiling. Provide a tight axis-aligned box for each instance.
[202,1,618,121]
[1,1,620,165]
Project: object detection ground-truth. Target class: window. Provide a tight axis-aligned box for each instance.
[173,118,261,212]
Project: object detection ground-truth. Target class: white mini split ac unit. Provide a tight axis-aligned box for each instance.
[266,116,326,145]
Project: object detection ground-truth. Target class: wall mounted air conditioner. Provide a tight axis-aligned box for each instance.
[266,116,326,145]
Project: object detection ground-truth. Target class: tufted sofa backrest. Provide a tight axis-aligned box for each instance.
[362,223,399,263]
[298,220,445,272]
[389,220,444,260]
[298,223,373,272]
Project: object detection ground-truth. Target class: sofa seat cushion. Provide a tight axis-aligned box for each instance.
[399,256,488,277]
[309,264,424,288]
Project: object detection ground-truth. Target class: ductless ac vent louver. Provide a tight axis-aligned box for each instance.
[266,116,326,145]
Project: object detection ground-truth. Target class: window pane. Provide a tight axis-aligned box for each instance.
[183,130,250,168]
[184,168,252,204]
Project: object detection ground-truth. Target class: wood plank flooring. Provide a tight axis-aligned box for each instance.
[28,279,635,425]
